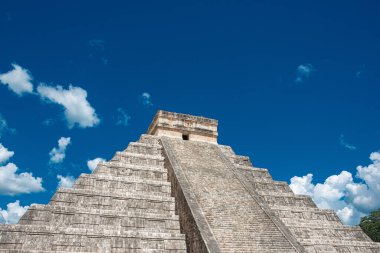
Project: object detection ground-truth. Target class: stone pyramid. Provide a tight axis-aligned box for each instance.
[0,110,379,252]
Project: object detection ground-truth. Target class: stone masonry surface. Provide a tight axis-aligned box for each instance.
[0,110,379,252]
[0,135,187,252]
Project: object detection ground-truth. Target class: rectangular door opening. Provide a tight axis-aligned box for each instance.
[182,134,189,140]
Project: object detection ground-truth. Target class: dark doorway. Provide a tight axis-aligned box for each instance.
[182,134,189,140]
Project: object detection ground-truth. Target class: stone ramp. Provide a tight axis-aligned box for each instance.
[0,135,186,253]
[161,137,302,252]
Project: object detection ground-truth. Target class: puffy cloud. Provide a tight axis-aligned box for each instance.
[0,114,16,138]
[290,151,380,225]
[0,64,33,95]
[289,173,314,195]
[295,64,314,83]
[87,157,105,171]
[337,206,364,226]
[116,108,131,126]
[37,84,100,128]
[0,200,30,224]
[0,163,44,195]
[57,174,75,189]
[0,144,14,164]
[140,92,153,107]
[49,137,71,164]
[340,134,357,150]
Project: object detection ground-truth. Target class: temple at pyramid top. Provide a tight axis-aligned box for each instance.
[147,110,218,143]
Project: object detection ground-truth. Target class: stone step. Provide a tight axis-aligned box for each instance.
[270,204,335,213]
[20,204,179,220]
[281,218,342,228]
[262,194,317,208]
[99,161,166,173]
[124,142,162,156]
[299,238,380,248]
[0,225,186,252]
[239,167,272,178]
[302,244,380,253]
[19,205,181,232]
[111,152,165,168]
[229,155,253,167]
[277,209,341,223]
[255,190,295,198]
[94,162,167,181]
[271,205,342,224]
[0,250,186,253]
[250,181,294,195]
[138,134,161,146]
[217,144,236,157]
[49,188,176,214]
[73,174,171,196]
[289,226,372,242]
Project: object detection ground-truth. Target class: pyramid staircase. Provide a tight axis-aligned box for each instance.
[0,134,186,253]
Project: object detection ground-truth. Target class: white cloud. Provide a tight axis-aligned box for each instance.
[289,151,380,225]
[289,173,314,195]
[0,200,30,224]
[0,64,33,95]
[336,206,363,226]
[340,134,357,150]
[0,163,44,195]
[37,84,100,128]
[49,137,71,164]
[0,114,16,138]
[140,92,153,107]
[87,157,105,171]
[295,64,314,83]
[57,174,75,189]
[0,144,14,164]
[116,108,131,126]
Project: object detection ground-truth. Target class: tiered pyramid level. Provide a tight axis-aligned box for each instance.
[0,134,186,252]
[0,110,379,252]
[219,145,380,252]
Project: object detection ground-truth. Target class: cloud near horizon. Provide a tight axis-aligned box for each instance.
[0,200,30,224]
[290,151,380,225]
[37,84,100,128]
[0,64,33,96]
[87,157,106,171]
[57,174,75,189]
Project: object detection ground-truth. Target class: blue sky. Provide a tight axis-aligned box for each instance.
[0,0,380,225]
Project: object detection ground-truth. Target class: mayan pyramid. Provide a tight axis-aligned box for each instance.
[0,110,379,252]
